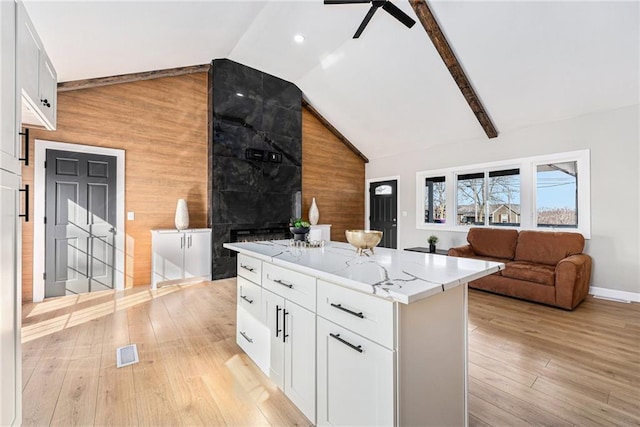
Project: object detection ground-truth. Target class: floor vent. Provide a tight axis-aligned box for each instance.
[116,344,139,368]
[593,295,631,304]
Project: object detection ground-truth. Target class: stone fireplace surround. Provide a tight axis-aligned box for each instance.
[208,59,302,279]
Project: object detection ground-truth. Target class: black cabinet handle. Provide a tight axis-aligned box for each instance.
[239,331,253,343]
[240,264,254,272]
[330,333,363,353]
[19,129,29,166]
[273,278,293,289]
[275,305,282,337]
[330,303,365,319]
[240,295,254,304]
[283,309,289,343]
[19,185,29,222]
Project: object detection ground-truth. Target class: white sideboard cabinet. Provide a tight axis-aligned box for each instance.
[151,229,211,289]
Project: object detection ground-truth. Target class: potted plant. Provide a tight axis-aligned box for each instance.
[289,218,311,241]
[428,235,439,253]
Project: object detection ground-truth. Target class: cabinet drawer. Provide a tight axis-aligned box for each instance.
[263,263,316,312]
[236,306,269,375]
[317,280,394,349]
[237,253,262,285]
[237,276,262,320]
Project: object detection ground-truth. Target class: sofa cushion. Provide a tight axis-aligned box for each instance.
[503,261,556,286]
[514,231,585,266]
[467,228,518,260]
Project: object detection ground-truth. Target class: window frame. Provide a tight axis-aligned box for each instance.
[415,150,591,238]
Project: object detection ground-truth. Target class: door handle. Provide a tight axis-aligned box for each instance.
[330,303,365,319]
[180,235,184,249]
[239,331,253,343]
[19,185,29,222]
[240,295,254,304]
[283,309,289,343]
[275,305,282,337]
[329,333,363,353]
[19,129,29,166]
[273,278,293,289]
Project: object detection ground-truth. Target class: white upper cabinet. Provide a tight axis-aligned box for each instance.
[16,1,57,130]
[0,0,18,174]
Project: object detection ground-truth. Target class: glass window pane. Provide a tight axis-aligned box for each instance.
[375,185,393,196]
[488,168,520,226]
[424,176,446,223]
[536,161,578,227]
[457,172,485,226]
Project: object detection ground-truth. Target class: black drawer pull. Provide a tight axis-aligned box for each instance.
[19,185,29,222]
[330,333,363,353]
[330,303,364,319]
[19,129,29,166]
[240,295,254,304]
[240,264,254,272]
[239,331,253,343]
[273,278,293,289]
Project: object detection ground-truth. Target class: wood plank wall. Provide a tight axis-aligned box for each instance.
[301,108,365,241]
[21,73,209,301]
[21,73,366,302]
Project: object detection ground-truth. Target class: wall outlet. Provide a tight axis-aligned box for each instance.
[127,212,135,221]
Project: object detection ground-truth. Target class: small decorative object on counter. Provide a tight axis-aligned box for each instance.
[175,199,189,230]
[428,235,439,253]
[345,229,383,255]
[289,217,310,241]
[309,197,320,225]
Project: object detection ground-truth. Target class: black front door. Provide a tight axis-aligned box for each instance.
[45,149,117,297]
[369,180,397,249]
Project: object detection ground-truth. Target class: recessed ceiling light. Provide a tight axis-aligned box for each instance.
[236,92,244,97]
[294,34,305,43]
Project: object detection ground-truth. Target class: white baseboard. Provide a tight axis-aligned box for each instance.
[589,286,640,303]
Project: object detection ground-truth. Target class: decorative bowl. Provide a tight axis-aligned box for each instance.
[289,226,310,241]
[345,230,383,255]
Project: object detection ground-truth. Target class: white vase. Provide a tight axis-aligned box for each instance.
[175,199,189,230]
[309,197,319,225]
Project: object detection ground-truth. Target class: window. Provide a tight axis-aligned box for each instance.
[456,173,484,225]
[375,185,393,196]
[488,169,520,226]
[536,161,577,227]
[424,176,446,223]
[415,150,590,237]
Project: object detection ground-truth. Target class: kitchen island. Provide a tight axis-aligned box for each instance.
[224,240,504,426]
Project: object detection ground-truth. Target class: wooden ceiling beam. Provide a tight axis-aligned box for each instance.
[409,0,498,139]
[57,64,211,92]
[302,97,369,164]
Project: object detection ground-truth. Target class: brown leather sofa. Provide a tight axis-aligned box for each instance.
[448,228,592,310]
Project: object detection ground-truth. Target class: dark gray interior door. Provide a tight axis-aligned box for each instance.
[369,180,397,249]
[45,149,117,297]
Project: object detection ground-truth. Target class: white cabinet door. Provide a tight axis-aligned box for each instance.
[317,318,394,427]
[16,1,39,109]
[0,0,18,174]
[183,230,211,279]
[152,231,184,285]
[0,169,20,426]
[263,288,285,389]
[284,300,316,423]
[37,52,56,129]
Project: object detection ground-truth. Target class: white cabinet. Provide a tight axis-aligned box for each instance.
[0,1,22,425]
[16,1,57,130]
[317,318,394,427]
[151,229,211,289]
[262,288,316,422]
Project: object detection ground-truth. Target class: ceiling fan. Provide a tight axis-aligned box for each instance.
[324,0,416,39]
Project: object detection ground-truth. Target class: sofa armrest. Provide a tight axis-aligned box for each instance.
[555,254,592,310]
[448,245,475,258]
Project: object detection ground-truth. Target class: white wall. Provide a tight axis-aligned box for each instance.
[366,104,640,295]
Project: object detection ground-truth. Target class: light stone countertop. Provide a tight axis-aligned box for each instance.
[224,240,504,304]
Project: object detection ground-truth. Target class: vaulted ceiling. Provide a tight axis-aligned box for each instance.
[23,1,640,160]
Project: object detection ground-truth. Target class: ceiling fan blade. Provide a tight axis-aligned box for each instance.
[381,1,416,28]
[353,4,380,38]
[324,0,371,4]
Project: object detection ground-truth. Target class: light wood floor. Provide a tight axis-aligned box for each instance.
[21,280,640,426]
